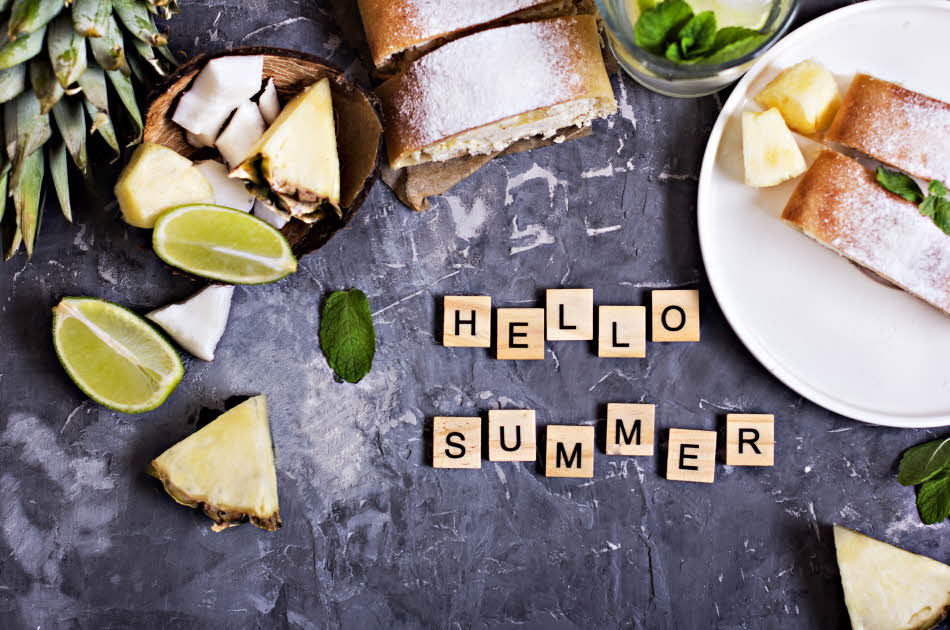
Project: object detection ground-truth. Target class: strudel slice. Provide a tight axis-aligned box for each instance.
[826,74,950,185]
[782,151,950,314]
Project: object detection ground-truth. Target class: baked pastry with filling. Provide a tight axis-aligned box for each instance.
[377,14,616,170]
[782,150,950,315]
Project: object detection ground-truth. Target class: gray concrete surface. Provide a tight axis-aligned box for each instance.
[0,1,945,628]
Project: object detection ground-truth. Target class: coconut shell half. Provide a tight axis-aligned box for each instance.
[144,47,383,259]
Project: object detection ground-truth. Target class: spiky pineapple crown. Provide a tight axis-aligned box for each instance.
[0,0,179,261]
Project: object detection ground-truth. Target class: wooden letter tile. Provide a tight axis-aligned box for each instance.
[546,289,594,341]
[666,428,716,483]
[496,308,545,360]
[605,403,655,456]
[443,296,491,348]
[432,417,482,469]
[651,290,700,342]
[545,425,595,478]
[726,414,774,466]
[488,410,536,462]
[598,306,646,358]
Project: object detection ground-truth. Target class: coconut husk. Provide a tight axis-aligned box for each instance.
[143,47,383,259]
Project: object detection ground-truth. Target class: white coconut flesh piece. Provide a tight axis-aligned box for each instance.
[146,285,235,361]
[194,160,255,212]
[189,55,264,103]
[253,199,289,230]
[172,56,264,137]
[186,130,218,149]
[215,101,266,169]
[258,78,281,125]
[172,91,235,137]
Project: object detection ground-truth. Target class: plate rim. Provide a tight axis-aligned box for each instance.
[697,0,950,429]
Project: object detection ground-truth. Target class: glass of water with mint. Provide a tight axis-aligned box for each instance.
[597,0,799,98]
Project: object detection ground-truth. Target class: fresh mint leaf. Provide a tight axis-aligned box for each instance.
[932,199,950,235]
[916,472,950,525]
[677,11,717,58]
[693,33,768,65]
[665,40,686,63]
[876,166,924,203]
[319,289,376,384]
[634,0,694,53]
[710,26,762,51]
[898,437,950,486]
[929,179,948,198]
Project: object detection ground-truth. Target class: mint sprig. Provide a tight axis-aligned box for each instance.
[876,167,950,235]
[634,0,769,66]
[898,436,950,525]
[319,289,376,384]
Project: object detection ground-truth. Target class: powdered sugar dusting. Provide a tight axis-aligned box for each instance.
[399,0,551,46]
[382,16,600,151]
[791,153,950,312]
[830,75,950,183]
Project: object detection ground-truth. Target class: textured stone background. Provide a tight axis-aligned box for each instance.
[0,0,946,628]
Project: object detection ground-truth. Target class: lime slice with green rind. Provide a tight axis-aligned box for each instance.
[52,297,183,414]
[152,204,298,284]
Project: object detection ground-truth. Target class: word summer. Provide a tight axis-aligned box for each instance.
[433,406,775,481]
[442,289,700,359]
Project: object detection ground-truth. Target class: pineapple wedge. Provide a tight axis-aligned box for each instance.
[232,78,340,221]
[115,143,214,228]
[147,395,281,531]
[834,525,950,630]
[755,59,842,135]
[742,108,807,188]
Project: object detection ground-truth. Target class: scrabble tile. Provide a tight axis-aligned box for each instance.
[545,425,595,478]
[488,410,536,462]
[432,417,482,469]
[443,296,492,347]
[496,308,545,360]
[666,428,716,483]
[726,414,775,466]
[598,306,646,358]
[546,289,594,341]
[651,290,700,342]
[605,403,655,456]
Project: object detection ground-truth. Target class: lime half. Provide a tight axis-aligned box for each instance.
[152,204,298,284]
[52,297,184,414]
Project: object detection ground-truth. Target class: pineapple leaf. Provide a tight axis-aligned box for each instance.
[105,68,141,144]
[47,13,87,88]
[5,224,21,260]
[8,0,61,39]
[9,90,50,190]
[13,146,43,257]
[28,57,64,114]
[0,173,7,223]
[82,97,119,156]
[72,0,112,38]
[0,24,45,71]
[112,0,167,46]
[47,138,69,221]
[88,15,129,74]
[76,64,108,110]
[51,97,87,174]
[126,31,166,77]
[0,64,26,103]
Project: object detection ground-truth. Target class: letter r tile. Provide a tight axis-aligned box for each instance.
[726,414,774,466]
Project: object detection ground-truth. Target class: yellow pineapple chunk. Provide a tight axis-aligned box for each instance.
[755,59,842,135]
[115,142,214,228]
[742,108,807,188]
[834,525,950,630]
[146,395,281,531]
[232,78,340,218]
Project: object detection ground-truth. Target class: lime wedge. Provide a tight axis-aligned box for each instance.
[52,297,184,414]
[152,204,297,284]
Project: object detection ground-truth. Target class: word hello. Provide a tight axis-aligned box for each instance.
[442,289,700,359]
[433,406,775,481]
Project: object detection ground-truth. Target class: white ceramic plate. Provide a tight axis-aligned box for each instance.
[698,0,950,428]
